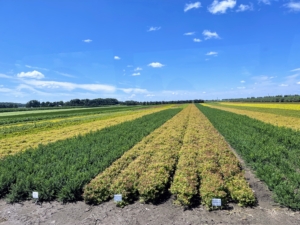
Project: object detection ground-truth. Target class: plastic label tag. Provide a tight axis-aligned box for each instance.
[212,198,221,206]
[114,194,122,202]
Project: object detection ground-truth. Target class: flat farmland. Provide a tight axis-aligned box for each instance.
[1,104,300,225]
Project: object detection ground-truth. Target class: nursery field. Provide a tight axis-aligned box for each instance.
[203,102,300,130]
[0,105,167,158]
[1,103,300,224]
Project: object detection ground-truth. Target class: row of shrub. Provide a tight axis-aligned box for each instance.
[83,105,191,205]
[171,104,255,209]
[0,107,181,202]
[198,104,300,209]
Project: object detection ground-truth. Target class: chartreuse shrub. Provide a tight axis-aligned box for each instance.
[197,104,300,209]
[0,107,181,203]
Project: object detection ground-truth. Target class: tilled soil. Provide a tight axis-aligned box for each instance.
[1,147,300,225]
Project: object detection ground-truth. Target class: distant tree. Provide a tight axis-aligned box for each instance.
[26,100,41,108]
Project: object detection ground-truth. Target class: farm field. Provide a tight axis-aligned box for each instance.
[203,102,300,130]
[84,104,255,208]
[0,104,300,224]
[0,107,181,202]
[198,104,300,210]
[0,105,169,158]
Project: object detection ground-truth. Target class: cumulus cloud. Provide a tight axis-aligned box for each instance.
[241,80,245,83]
[184,32,195,35]
[132,72,141,76]
[114,56,121,60]
[146,94,155,97]
[193,38,202,42]
[148,62,164,68]
[184,2,202,12]
[17,70,45,79]
[134,67,142,71]
[206,51,218,55]
[202,30,220,40]
[236,3,253,12]
[83,39,92,43]
[284,2,300,12]
[147,26,161,32]
[208,0,236,14]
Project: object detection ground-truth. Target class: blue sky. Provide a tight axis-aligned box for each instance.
[0,0,300,103]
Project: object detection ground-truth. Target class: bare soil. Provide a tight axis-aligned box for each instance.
[1,147,300,225]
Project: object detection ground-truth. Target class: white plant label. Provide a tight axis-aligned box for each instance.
[32,192,39,199]
[212,198,221,207]
[114,194,122,202]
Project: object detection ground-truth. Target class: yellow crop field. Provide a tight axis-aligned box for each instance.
[219,102,300,110]
[203,103,300,130]
[0,106,169,158]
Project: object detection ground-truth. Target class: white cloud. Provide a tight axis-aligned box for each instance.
[25,65,48,71]
[184,32,195,35]
[280,84,288,86]
[291,68,300,72]
[297,82,300,84]
[237,86,245,89]
[146,94,155,97]
[184,2,202,12]
[134,67,143,71]
[17,70,45,79]
[22,79,116,92]
[258,0,271,5]
[203,91,206,93]
[147,26,161,32]
[132,72,141,76]
[206,51,218,56]
[119,88,148,94]
[148,62,164,68]
[284,2,300,12]
[0,74,13,79]
[83,39,92,43]
[54,71,76,78]
[193,38,202,42]
[236,3,253,12]
[241,80,245,83]
[202,30,220,40]
[128,94,136,99]
[208,0,236,14]
[114,56,121,60]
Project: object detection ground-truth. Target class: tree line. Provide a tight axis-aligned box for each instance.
[221,94,300,102]
[24,98,204,108]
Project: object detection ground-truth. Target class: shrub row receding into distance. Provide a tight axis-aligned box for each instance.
[84,104,255,209]
[0,107,181,203]
[170,104,255,209]
[83,105,191,205]
[197,104,300,210]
